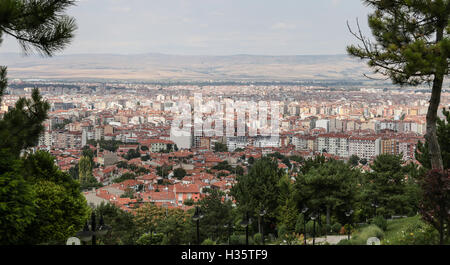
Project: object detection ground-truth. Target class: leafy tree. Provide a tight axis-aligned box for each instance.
[348,154,360,167]
[156,164,171,179]
[136,232,164,245]
[362,154,416,217]
[124,148,141,160]
[294,159,359,226]
[231,157,284,229]
[25,180,88,244]
[120,187,136,199]
[159,208,192,245]
[276,175,298,233]
[113,172,137,183]
[360,158,368,166]
[77,155,103,190]
[212,161,233,172]
[234,165,245,176]
[173,167,187,180]
[0,150,35,245]
[134,203,167,237]
[416,108,450,170]
[88,140,124,152]
[94,202,138,245]
[21,151,89,244]
[141,154,150,161]
[0,0,84,245]
[347,0,450,170]
[198,189,233,243]
[419,169,450,245]
[213,142,228,152]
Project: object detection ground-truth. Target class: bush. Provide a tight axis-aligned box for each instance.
[352,225,384,244]
[136,233,164,245]
[371,216,388,231]
[331,223,342,234]
[229,234,253,245]
[253,233,262,245]
[383,218,441,245]
[201,238,216,245]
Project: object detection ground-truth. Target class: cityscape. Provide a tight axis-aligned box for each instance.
[0,0,449,257]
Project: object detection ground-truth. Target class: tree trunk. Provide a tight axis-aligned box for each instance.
[326,205,330,226]
[425,24,445,171]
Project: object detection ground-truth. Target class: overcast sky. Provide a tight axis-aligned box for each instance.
[1,0,372,56]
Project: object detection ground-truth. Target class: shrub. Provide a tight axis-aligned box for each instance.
[229,234,253,245]
[383,218,441,245]
[340,225,384,245]
[331,223,342,234]
[201,238,216,245]
[371,216,388,231]
[253,233,262,245]
[136,233,164,245]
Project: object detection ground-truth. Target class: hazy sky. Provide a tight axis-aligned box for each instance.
[1,0,372,56]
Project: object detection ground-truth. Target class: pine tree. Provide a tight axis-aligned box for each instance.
[0,1,78,244]
[347,0,450,171]
[0,0,77,156]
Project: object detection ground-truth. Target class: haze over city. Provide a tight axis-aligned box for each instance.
[0,0,371,56]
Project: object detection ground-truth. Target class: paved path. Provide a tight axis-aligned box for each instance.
[306,235,348,245]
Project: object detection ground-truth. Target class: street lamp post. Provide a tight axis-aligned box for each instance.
[223,223,232,245]
[345,209,354,241]
[192,206,204,245]
[371,200,379,218]
[259,209,266,245]
[76,212,110,245]
[240,212,251,245]
[310,212,318,246]
[301,206,309,245]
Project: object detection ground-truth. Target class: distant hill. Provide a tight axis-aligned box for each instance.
[0,53,373,81]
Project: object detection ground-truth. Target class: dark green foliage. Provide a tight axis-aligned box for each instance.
[136,233,164,245]
[94,202,138,245]
[212,161,233,171]
[361,154,419,218]
[140,145,149,151]
[0,88,50,157]
[231,157,284,227]
[371,216,388,231]
[173,167,187,180]
[418,169,450,244]
[348,154,360,167]
[124,148,141,160]
[198,189,233,243]
[0,150,89,245]
[113,172,137,183]
[295,159,359,226]
[0,149,35,245]
[416,108,450,170]
[140,154,150,161]
[87,139,124,152]
[213,142,228,152]
[234,165,244,176]
[0,0,86,245]
[156,164,171,178]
